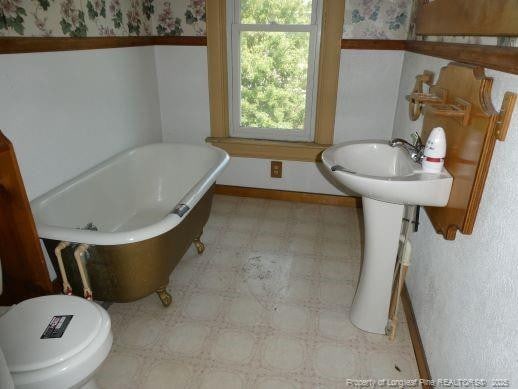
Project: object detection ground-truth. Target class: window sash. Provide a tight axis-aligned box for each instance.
[228,0,321,142]
[236,0,318,26]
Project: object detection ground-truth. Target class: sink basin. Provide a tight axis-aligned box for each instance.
[321,140,452,206]
[321,140,453,334]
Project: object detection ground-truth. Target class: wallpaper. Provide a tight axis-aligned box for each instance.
[0,0,206,36]
[342,0,413,40]
[2,0,414,39]
[2,0,515,47]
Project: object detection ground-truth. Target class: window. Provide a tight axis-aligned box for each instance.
[206,0,344,161]
[228,0,322,142]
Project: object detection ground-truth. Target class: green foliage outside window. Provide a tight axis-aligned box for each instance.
[238,0,313,131]
[240,0,312,24]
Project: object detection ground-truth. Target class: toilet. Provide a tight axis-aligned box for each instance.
[0,294,112,389]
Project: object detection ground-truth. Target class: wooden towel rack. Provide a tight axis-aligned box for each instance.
[408,63,517,240]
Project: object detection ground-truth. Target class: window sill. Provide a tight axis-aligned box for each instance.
[206,137,330,162]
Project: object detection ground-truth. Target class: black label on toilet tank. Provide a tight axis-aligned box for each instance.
[40,315,74,339]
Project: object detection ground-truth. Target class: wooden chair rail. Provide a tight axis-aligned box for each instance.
[1,37,516,76]
[341,39,406,50]
[0,36,207,54]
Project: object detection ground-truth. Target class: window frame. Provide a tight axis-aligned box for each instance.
[206,0,345,162]
[227,0,323,142]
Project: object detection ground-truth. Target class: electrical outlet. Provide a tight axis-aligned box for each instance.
[271,161,282,178]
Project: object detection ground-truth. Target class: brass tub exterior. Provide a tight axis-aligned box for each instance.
[44,185,214,305]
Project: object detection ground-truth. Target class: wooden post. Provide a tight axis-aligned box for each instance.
[0,131,55,304]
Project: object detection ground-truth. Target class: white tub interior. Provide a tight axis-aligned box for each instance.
[31,143,229,244]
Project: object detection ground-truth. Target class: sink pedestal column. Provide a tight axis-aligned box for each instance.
[350,197,404,334]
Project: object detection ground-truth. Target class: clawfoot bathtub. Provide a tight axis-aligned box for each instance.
[31,143,229,306]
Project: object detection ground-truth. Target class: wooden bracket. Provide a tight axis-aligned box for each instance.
[495,92,517,141]
[407,70,435,120]
[426,97,472,127]
[419,70,434,86]
[406,91,446,105]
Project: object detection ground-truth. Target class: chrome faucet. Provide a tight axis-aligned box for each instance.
[389,131,425,163]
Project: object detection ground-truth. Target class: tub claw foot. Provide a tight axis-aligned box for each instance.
[156,287,172,307]
[193,237,205,255]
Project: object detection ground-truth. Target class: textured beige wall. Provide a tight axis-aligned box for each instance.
[393,52,518,381]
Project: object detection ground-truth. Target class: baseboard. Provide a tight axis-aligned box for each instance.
[401,284,432,386]
[214,185,361,207]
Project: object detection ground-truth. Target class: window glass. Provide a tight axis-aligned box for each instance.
[240,0,313,25]
[240,31,310,130]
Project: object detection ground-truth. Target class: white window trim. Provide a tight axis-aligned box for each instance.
[226,0,323,142]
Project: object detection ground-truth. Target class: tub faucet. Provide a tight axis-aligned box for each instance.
[389,131,425,163]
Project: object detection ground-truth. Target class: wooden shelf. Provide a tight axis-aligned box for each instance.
[425,98,472,126]
[410,63,516,240]
[406,91,447,106]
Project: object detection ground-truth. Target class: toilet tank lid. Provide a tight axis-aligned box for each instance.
[0,295,107,373]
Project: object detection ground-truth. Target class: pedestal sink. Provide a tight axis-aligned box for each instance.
[322,140,452,334]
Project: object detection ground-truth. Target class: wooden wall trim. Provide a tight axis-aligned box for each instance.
[313,0,345,145]
[406,41,518,75]
[2,37,516,77]
[152,36,207,46]
[342,40,518,75]
[206,0,230,138]
[401,284,432,386]
[214,185,361,208]
[0,36,406,54]
[341,39,407,50]
[0,36,207,54]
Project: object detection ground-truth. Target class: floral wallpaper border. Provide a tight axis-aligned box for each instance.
[2,0,516,48]
[3,0,413,39]
[343,0,412,40]
[0,0,206,37]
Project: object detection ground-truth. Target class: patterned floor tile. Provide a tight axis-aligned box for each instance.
[98,195,420,388]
